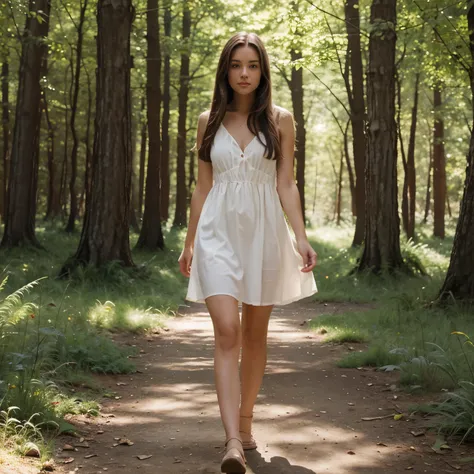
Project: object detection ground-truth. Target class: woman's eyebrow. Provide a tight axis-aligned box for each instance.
[230,59,260,63]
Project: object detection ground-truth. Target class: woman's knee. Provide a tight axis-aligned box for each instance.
[215,323,241,352]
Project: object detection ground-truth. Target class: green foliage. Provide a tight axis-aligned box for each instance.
[0,406,52,460]
[414,333,474,443]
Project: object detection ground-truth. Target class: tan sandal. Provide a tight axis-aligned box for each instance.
[239,415,257,450]
[221,437,246,473]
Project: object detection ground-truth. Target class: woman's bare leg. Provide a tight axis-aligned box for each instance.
[239,303,273,440]
[206,295,242,442]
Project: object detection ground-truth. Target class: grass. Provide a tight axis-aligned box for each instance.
[0,218,473,451]
[0,223,190,464]
[306,220,474,443]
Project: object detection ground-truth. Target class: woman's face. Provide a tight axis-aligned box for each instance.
[227,45,262,96]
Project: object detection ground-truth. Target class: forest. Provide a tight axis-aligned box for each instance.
[1,0,474,472]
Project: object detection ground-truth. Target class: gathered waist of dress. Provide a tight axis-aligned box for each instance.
[213,166,276,185]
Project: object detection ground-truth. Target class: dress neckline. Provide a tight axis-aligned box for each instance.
[220,123,259,155]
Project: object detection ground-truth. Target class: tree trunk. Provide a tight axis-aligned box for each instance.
[289,1,306,222]
[173,2,190,228]
[396,73,409,238]
[336,146,343,226]
[438,4,474,301]
[130,90,140,233]
[406,73,419,240]
[42,89,61,220]
[65,0,89,233]
[343,119,356,216]
[1,0,51,248]
[345,0,366,246]
[63,0,135,271]
[136,0,164,248]
[433,86,446,239]
[188,148,196,202]
[1,61,10,222]
[423,120,433,223]
[138,95,146,218]
[160,1,171,221]
[357,0,407,274]
[80,64,93,217]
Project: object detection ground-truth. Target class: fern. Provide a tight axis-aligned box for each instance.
[0,277,46,330]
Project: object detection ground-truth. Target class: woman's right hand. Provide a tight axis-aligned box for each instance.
[178,247,194,278]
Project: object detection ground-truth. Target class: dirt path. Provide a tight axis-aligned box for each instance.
[55,301,474,474]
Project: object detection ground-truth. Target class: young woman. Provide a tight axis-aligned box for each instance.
[178,32,318,474]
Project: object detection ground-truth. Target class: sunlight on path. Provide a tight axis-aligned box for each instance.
[68,301,463,474]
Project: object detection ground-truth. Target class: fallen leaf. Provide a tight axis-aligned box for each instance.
[377,443,387,447]
[361,414,394,421]
[117,438,134,446]
[347,450,355,455]
[62,457,74,464]
[137,455,153,460]
[41,460,55,471]
[394,414,403,421]
[405,467,413,471]
[84,454,97,459]
[445,461,461,470]
[25,447,40,457]
[62,444,76,451]
[411,431,424,437]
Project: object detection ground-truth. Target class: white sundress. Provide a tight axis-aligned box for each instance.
[186,122,317,306]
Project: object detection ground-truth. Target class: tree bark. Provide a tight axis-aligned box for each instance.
[289,1,306,222]
[138,95,146,217]
[42,89,61,220]
[63,0,135,270]
[65,0,89,233]
[137,0,164,247]
[357,0,407,274]
[1,61,10,222]
[406,73,419,240]
[423,120,433,223]
[336,146,343,226]
[343,119,356,216]
[344,0,366,246]
[1,0,51,248]
[81,64,93,216]
[438,3,474,301]
[173,2,191,228]
[160,1,171,221]
[433,86,446,239]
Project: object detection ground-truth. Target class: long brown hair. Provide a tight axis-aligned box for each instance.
[198,32,281,162]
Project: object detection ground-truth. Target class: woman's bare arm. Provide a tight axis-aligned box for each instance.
[183,111,213,250]
[276,108,317,272]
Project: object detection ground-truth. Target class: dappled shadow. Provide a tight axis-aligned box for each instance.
[247,451,316,473]
[61,301,473,474]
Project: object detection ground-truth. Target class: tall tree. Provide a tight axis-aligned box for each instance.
[138,95,146,217]
[358,0,407,273]
[433,85,446,239]
[160,0,171,221]
[1,0,51,248]
[344,0,366,247]
[405,72,419,240]
[1,60,9,221]
[65,0,89,233]
[438,3,474,302]
[63,0,134,270]
[42,88,61,220]
[173,1,191,228]
[136,0,164,248]
[289,0,306,223]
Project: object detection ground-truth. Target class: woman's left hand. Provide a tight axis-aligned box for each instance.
[296,238,318,273]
